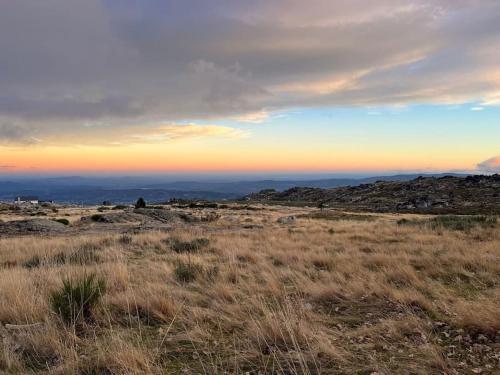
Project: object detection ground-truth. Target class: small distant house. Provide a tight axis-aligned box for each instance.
[14,196,39,205]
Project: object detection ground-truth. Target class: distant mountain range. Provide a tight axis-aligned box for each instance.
[0,173,470,205]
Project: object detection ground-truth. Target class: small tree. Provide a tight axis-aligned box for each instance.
[318,202,329,211]
[135,197,146,209]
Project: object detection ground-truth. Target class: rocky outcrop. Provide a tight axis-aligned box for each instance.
[246,175,500,214]
[0,219,70,235]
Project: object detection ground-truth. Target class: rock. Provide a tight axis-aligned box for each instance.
[242,224,264,229]
[133,208,189,223]
[82,212,144,223]
[0,219,69,235]
[277,215,296,224]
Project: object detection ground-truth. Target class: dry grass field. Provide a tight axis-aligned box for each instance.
[0,205,499,374]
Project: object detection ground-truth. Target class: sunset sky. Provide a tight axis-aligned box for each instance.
[0,0,499,175]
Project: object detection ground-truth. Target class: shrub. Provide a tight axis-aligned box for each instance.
[171,238,210,253]
[135,197,146,209]
[51,273,106,324]
[112,205,127,210]
[174,260,203,283]
[90,214,103,222]
[397,218,410,225]
[118,234,133,244]
[23,255,41,269]
[54,218,69,225]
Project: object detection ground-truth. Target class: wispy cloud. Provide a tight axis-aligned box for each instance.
[131,123,249,143]
[477,156,500,173]
[232,111,269,123]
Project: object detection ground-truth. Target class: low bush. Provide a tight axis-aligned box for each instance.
[50,273,106,324]
[23,255,41,269]
[170,238,210,253]
[118,234,133,244]
[54,218,69,225]
[174,260,203,283]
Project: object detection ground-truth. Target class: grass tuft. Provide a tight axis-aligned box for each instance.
[50,273,106,324]
[174,260,203,283]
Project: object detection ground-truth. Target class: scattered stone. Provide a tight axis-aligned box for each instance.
[277,215,296,224]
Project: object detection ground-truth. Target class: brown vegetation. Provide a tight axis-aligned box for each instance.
[0,205,498,374]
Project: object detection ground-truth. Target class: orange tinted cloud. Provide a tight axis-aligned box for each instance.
[131,124,248,142]
[477,156,500,173]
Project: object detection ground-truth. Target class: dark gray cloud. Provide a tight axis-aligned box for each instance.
[0,0,499,143]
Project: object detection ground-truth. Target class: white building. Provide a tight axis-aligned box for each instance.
[14,196,39,205]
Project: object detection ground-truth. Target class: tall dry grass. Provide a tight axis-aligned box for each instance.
[0,209,498,374]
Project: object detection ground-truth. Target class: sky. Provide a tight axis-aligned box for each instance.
[0,0,499,175]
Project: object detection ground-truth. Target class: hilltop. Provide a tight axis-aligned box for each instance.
[0,173,469,205]
[246,174,500,214]
[0,201,499,373]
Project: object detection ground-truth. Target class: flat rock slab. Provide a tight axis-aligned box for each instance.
[81,212,145,224]
[0,219,70,235]
[133,208,198,223]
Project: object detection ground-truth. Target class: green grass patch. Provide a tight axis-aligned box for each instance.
[398,215,497,231]
[51,273,106,324]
